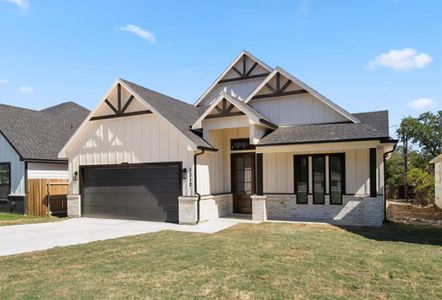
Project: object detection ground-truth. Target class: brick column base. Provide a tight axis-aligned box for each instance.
[178,196,198,225]
[252,195,267,222]
[67,194,81,218]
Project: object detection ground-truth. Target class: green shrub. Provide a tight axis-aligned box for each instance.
[407,167,435,205]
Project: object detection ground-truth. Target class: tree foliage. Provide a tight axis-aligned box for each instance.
[407,167,435,205]
[397,111,442,158]
[387,111,440,203]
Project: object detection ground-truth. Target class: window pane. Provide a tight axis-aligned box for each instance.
[0,164,10,185]
[330,155,344,204]
[313,156,325,204]
[295,156,308,204]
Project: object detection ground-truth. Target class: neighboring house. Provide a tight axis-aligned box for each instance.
[59,51,397,226]
[0,102,89,213]
[430,154,442,209]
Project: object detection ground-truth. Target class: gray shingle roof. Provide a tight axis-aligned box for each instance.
[120,78,215,149]
[0,102,89,160]
[117,79,391,148]
[352,110,389,136]
[259,111,391,145]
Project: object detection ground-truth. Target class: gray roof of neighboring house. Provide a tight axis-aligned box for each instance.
[120,78,215,149]
[0,102,89,160]
[258,110,391,145]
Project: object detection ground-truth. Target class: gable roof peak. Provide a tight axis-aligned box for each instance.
[193,51,273,106]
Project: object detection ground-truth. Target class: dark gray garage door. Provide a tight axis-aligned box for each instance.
[80,163,181,223]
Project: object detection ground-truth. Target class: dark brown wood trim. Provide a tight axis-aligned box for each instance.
[280,79,292,92]
[117,83,122,111]
[205,111,245,119]
[104,99,119,114]
[252,89,308,100]
[218,73,270,84]
[121,95,134,113]
[90,110,152,121]
[256,153,263,195]
[370,148,377,197]
[246,62,258,76]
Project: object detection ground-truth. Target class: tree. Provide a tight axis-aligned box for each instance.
[398,111,442,159]
[396,111,441,201]
[407,168,434,205]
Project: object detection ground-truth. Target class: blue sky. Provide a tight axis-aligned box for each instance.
[0,0,440,134]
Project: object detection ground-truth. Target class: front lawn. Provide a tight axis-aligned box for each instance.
[0,213,59,226]
[0,222,441,299]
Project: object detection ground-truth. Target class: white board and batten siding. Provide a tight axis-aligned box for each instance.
[0,133,25,195]
[27,163,68,180]
[199,79,263,107]
[66,114,194,196]
[251,94,348,126]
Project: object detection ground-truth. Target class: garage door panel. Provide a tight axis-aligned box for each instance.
[81,163,180,222]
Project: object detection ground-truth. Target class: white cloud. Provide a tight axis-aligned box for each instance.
[19,86,33,95]
[120,24,156,44]
[408,98,437,110]
[3,0,29,10]
[368,48,432,71]
[0,79,8,85]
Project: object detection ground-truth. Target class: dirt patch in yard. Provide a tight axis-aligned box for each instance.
[387,200,442,226]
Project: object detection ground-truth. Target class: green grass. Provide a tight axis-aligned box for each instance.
[0,222,441,299]
[0,213,60,226]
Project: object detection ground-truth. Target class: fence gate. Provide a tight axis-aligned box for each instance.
[26,179,68,217]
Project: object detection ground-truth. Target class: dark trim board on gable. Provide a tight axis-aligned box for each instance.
[90,110,152,121]
[218,54,270,84]
[90,83,152,121]
[252,89,308,100]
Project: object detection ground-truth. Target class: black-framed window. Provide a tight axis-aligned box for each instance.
[0,163,11,201]
[312,156,325,204]
[294,156,308,204]
[329,154,345,205]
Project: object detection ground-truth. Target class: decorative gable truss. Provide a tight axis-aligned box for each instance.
[205,98,245,119]
[251,72,308,100]
[192,93,277,130]
[90,83,152,121]
[245,67,360,123]
[194,51,273,106]
[218,53,271,84]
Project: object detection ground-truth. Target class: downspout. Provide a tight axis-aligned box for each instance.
[194,148,206,224]
[383,144,397,222]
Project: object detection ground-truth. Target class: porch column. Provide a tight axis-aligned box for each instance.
[251,195,267,222]
[256,153,263,195]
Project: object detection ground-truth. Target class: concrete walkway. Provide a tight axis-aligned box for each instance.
[0,217,256,257]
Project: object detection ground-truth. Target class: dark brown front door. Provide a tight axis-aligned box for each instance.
[231,153,255,214]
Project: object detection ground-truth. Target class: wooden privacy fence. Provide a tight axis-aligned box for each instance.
[26,179,69,217]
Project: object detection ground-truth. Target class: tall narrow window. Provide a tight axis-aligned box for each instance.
[294,156,308,204]
[330,154,345,205]
[0,163,11,201]
[312,156,325,204]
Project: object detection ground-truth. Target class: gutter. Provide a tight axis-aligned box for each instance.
[383,142,397,222]
[193,146,218,224]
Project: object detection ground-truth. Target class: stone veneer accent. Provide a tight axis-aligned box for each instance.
[67,194,81,218]
[178,194,233,225]
[251,195,267,222]
[178,196,198,224]
[259,194,384,227]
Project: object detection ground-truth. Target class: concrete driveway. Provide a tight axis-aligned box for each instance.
[0,217,255,256]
